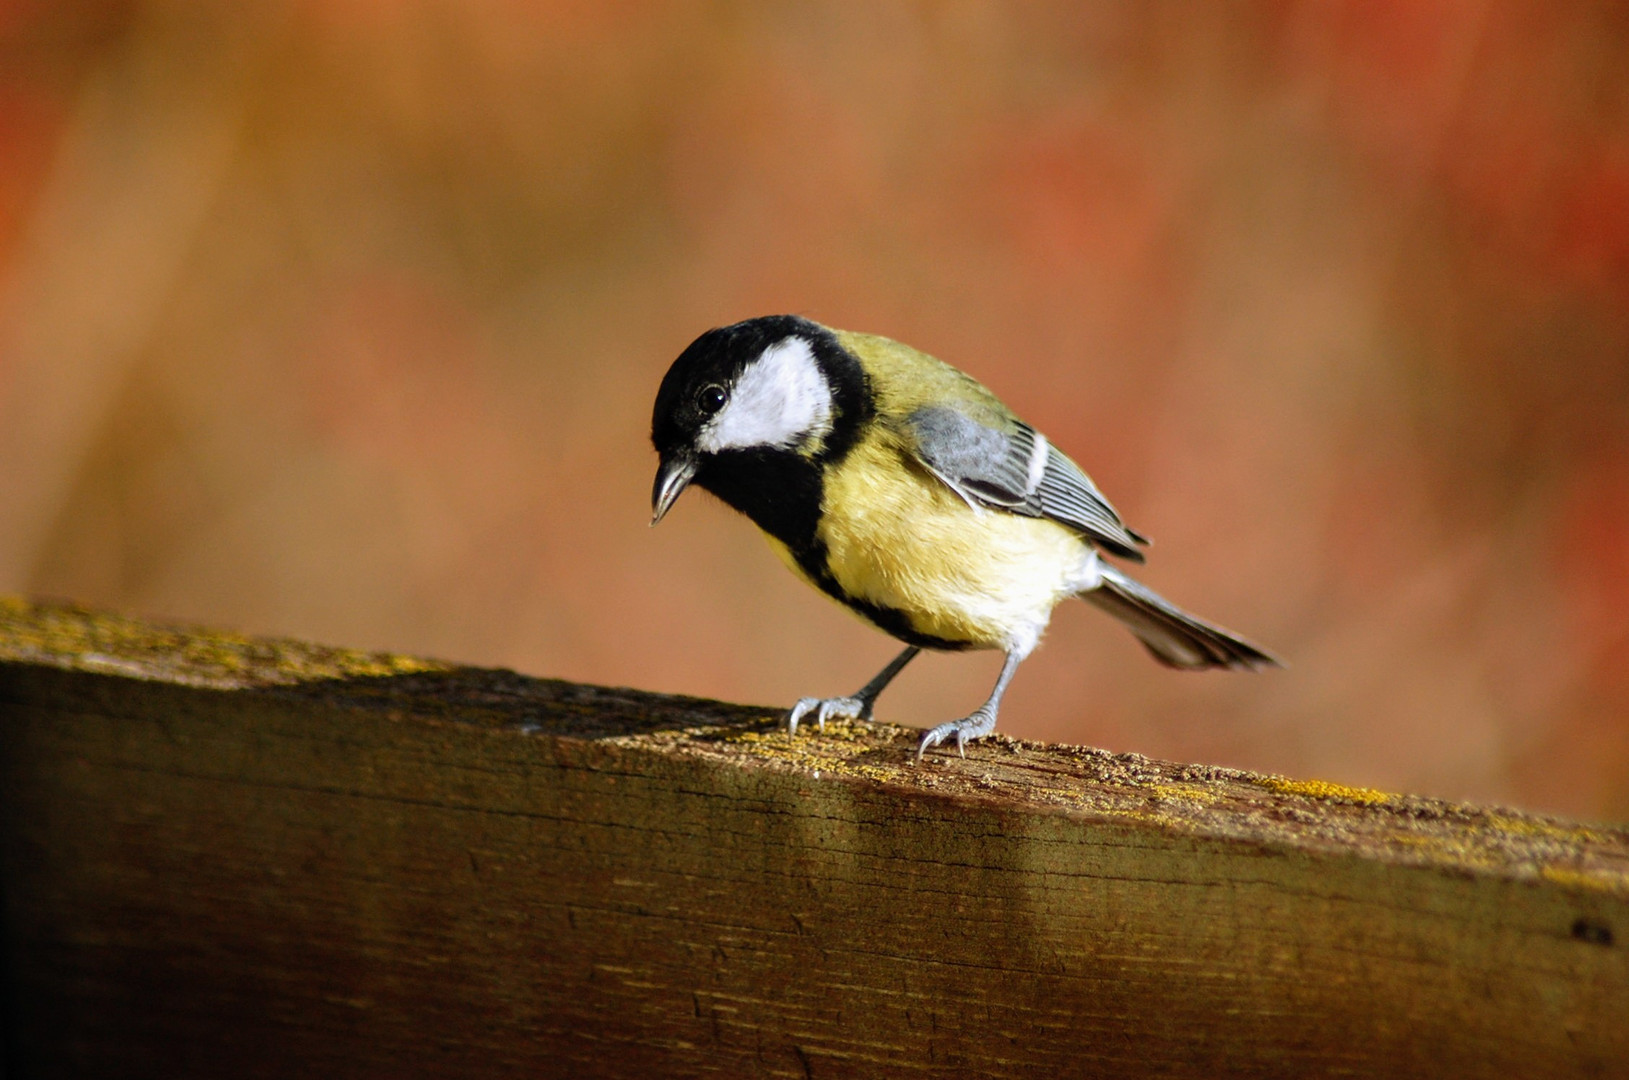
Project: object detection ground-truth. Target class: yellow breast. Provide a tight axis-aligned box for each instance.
[787,434,1092,652]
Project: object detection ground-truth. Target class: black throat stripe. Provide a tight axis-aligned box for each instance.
[695,448,971,653]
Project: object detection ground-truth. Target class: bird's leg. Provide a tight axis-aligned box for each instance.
[787,646,921,735]
[916,650,1022,761]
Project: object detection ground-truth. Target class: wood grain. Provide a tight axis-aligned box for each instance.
[1,598,1625,1078]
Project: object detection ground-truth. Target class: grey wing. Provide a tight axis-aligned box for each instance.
[906,405,1149,562]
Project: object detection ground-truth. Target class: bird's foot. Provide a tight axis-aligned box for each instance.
[916,707,998,762]
[786,695,871,736]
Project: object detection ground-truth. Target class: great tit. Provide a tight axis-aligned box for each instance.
[650,315,1279,760]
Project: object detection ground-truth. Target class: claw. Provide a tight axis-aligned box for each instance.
[786,697,817,735]
[785,647,921,741]
[786,695,865,736]
[786,701,818,735]
[915,708,998,763]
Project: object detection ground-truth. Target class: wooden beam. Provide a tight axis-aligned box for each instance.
[1,597,1625,1078]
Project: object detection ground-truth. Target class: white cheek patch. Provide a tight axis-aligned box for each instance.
[698,336,834,453]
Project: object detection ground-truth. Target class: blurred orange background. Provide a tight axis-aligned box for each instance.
[2,1,1626,820]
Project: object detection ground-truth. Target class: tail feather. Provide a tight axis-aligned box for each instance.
[1082,566,1281,671]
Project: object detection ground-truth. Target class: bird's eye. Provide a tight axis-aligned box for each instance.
[696,384,728,416]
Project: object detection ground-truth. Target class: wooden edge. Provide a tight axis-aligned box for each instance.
[4,595,1626,900]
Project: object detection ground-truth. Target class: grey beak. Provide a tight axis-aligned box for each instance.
[651,453,698,526]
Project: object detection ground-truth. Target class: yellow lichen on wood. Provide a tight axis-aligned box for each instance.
[1258,775,1392,804]
[0,595,447,689]
[1487,811,1613,846]
[1540,865,1628,896]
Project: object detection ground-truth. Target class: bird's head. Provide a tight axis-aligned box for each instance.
[650,315,862,525]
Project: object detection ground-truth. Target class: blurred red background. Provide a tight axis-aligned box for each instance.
[2,1,1626,820]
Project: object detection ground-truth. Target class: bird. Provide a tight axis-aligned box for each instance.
[649,314,1279,760]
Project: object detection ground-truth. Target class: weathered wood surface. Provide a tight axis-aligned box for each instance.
[1,597,1625,1079]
